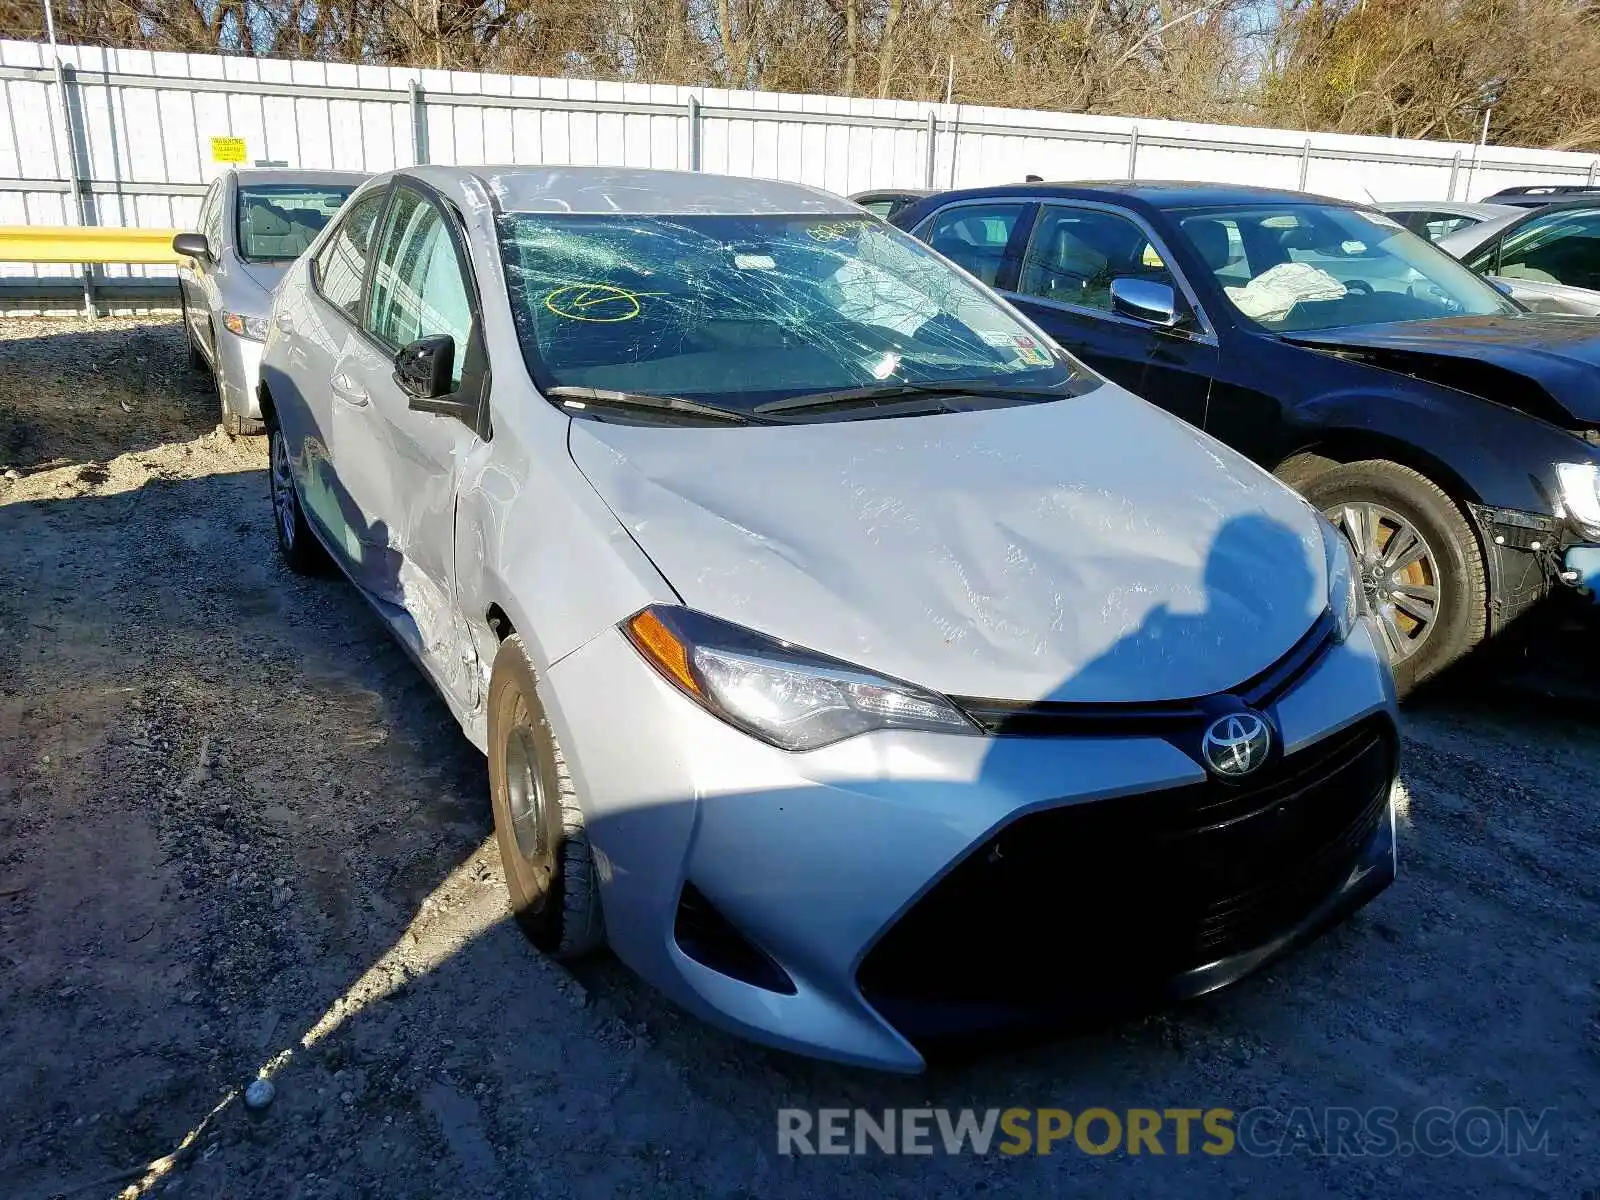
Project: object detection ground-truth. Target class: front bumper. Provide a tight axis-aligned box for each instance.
[214,328,264,420]
[543,617,1399,1072]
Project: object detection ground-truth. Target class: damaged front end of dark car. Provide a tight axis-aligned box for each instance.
[1284,312,1600,662]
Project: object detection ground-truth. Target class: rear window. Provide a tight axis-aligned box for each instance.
[237,184,356,262]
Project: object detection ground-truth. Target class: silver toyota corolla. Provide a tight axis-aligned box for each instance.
[173,168,368,435]
[258,165,1400,1072]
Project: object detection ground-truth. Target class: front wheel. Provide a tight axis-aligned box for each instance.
[487,635,605,959]
[1299,460,1487,696]
[181,293,205,371]
[267,421,326,575]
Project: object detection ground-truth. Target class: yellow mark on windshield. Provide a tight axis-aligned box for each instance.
[1141,244,1165,268]
[546,283,664,322]
[807,221,868,243]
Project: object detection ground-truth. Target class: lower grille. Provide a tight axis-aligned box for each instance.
[856,716,1395,1018]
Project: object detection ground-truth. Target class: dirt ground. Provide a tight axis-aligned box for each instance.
[1,316,1597,1199]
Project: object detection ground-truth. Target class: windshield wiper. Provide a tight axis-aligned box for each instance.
[751,380,1072,416]
[546,386,753,425]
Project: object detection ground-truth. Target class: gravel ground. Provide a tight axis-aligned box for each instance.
[1,315,1597,1199]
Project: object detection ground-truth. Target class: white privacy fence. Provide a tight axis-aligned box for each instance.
[4,36,1600,309]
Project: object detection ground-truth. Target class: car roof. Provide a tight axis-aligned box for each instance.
[1490,190,1600,208]
[849,187,933,199]
[226,168,371,187]
[1487,184,1599,197]
[1376,200,1519,219]
[400,164,858,216]
[899,180,1359,211]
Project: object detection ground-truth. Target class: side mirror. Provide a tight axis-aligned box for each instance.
[1489,278,1515,297]
[394,335,477,421]
[1110,277,1181,327]
[172,231,211,261]
[395,335,454,400]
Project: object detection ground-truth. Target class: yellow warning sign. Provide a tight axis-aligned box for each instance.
[210,136,247,163]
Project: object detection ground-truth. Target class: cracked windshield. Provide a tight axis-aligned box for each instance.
[1173,204,1519,332]
[496,212,1095,416]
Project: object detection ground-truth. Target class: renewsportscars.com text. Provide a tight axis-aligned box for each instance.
[777,1106,1557,1158]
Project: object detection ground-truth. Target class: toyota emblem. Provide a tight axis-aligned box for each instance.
[1201,711,1271,778]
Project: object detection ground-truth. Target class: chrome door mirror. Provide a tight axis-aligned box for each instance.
[1110,277,1180,327]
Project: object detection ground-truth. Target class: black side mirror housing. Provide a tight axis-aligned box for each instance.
[172,231,210,261]
[395,335,477,420]
[395,334,454,399]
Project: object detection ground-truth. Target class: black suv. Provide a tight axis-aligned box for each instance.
[891,182,1600,695]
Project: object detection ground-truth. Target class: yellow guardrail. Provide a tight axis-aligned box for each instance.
[0,225,182,264]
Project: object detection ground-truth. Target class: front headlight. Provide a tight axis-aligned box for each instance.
[1318,512,1366,643]
[221,310,269,341]
[1555,461,1600,539]
[623,605,978,751]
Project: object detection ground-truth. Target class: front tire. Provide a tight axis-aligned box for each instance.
[488,635,605,959]
[1298,459,1487,696]
[267,420,326,575]
[181,294,205,371]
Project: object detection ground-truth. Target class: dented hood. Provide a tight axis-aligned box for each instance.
[1288,313,1600,425]
[567,388,1329,704]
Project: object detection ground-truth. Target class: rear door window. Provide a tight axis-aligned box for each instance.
[918,203,1028,286]
[312,187,387,324]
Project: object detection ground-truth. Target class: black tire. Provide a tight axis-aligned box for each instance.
[1296,459,1487,697]
[223,410,266,438]
[487,635,605,959]
[267,420,327,575]
[181,293,205,371]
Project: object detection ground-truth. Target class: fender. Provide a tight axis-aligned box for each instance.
[1284,385,1582,517]
[452,411,677,740]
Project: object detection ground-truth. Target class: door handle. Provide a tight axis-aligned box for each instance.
[330,373,369,407]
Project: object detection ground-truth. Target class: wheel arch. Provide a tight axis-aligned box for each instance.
[1272,429,1484,509]
[256,379,277,426]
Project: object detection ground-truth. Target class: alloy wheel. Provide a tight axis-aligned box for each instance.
[503,699,554,911]
[1325,501,1440,663]
[269,430,297,550]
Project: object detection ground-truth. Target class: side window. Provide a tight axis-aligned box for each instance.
[1412,214,1472,242]
[194,181,220,241]
[1394,211,1433,238]
[918,202,1027,286]
[858,199,894,218]
[205,181,227,247]
[313,188,387,324]
[1496,208,1600,290]
[365,188,474,389]
[1019,205,1177,311]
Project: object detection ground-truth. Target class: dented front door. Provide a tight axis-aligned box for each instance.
[333,183,486,712]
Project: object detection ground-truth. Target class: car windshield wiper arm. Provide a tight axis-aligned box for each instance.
[751,380,1070,416]
[545,386,753,425]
